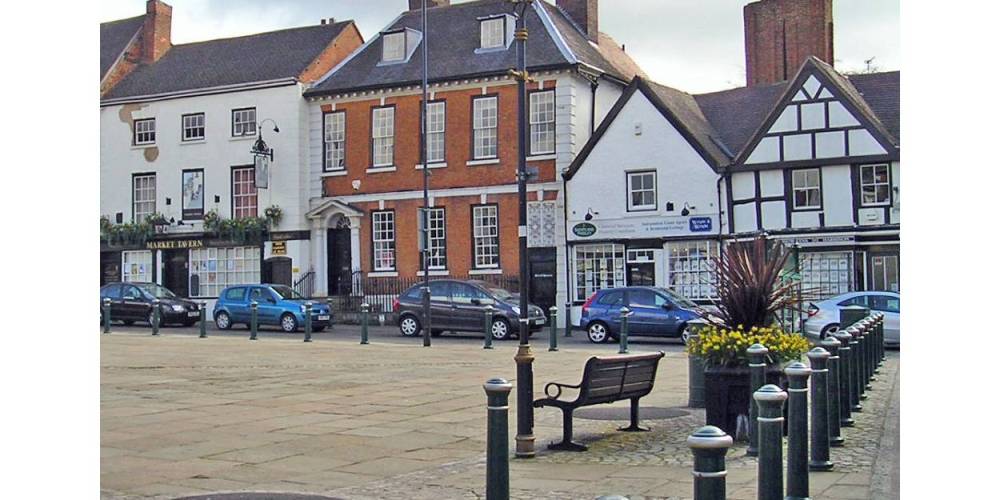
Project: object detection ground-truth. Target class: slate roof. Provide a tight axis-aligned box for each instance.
[847,71,900,143]
[644,80,729,166]
[693,82,786,159]
[101,15,144,79]
[102,21,354,101]
[306,0,644,96]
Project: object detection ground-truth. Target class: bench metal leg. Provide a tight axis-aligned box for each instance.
[547,408,587,452]
[618,398,650,432]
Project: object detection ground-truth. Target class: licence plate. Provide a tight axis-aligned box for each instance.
[532,318,544,325]
[317,315,330,321]
[187,311,199,317]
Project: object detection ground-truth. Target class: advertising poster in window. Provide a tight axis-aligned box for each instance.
[182,170,204,220]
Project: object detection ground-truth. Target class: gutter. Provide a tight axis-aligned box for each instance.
[100,77,298,107]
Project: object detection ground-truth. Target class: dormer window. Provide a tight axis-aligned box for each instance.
[480,17,505,49]
[382,31,406,62]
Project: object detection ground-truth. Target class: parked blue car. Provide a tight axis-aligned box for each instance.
[213,284,332,333]
[580,286,704,344]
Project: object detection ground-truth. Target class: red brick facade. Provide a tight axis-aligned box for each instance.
[744,0,833,86]
[320,79,559,278]
[298,24,365,84]
[142,0,173,64]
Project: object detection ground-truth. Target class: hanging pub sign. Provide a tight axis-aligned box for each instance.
[254,155,269,189]
[181,169,204,220]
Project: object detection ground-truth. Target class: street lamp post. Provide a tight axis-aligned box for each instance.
[420,0,432,348]
[511,0,535,459]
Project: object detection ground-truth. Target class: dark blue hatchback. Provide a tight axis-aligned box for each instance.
[580,286,703,344]
[213,284,332,333]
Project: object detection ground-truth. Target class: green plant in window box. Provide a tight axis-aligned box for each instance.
[203,210,222,235]
[145,212,169,234]
[264,205,283,227]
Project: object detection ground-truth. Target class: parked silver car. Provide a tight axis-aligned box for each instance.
[802,291,899,346]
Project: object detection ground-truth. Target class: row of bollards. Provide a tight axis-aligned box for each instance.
[681,313,888,500]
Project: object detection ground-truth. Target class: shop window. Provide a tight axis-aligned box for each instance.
[371,106,395,167]
[666,241,718,300]
[574,243,625,301]
[627,171,657,211]
[189,246,261,297]
[323,111,346,171]
[132,174,156,222]
[133,118,155,145]
[232,108,256,137]
[472,204,499,268]
[232,167,257,218]
[871,255,899,292]
[372,210,396,271]
[122,250,152,282]
[529,90,555,155]
[860,164,891,206]
[799,251,853,298]
[472,96,498,159]
[182,113,205,141]
[792,168,821,210]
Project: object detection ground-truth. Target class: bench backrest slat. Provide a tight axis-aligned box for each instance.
[576,352,665,405]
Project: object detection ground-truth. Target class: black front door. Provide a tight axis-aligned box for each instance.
[263,257,293,287]
[528,248,557,321]
[162,250,190,298]
[328,228,352,295]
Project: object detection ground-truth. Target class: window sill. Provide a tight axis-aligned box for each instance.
[229,135,257,142]
[415,162,448,170]
[527,153,556,161]
[179,139,206,146]
[130,144,156,150]
[627,207,658,213]
[366,166,397,174]
[419,269,450,277]
[322,170,348,177]
[368,271,399,278]
[861,202,891,208]
[466,158,500,167]
[792,207,823,212]
[469,268,502,275]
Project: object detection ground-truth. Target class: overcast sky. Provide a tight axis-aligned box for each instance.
[100,0,899,93]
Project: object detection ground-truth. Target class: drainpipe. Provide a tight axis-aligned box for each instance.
[562,172,573,328]
[590,79,598,133]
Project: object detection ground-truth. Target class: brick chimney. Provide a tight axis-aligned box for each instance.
[408,0,450,10]
[557,0,599,42]
[744,0,833,86]
[142,0,172,64]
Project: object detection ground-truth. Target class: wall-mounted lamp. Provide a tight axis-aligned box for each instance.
[584,208,599,221]
[165,197,172,206]
[214,195,221,203]
[115,212,123,223]
[666,202,674,212]
[681,202,696,217]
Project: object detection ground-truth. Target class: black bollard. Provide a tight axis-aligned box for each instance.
[746,343,769,457]
[845,327,862,410]
[564,302,573,337]
[877,313,886,362]
[484,305,494,350]
[821,337,844,446]
[249,300,258,340]
[304,301,313,343]
[754,384,787,500]
[833,331,855,426]
[198,301,207,338]
[807,347,833,471]
[484,378,513,500]
[687,425,733,500]
[102,297,112,334]
[784,361,812,499]
[860,320,873,386]
[548,306,558,352]
[360,303,370,345]
[151,299,160,336]
[688,330,706,409]
[866,317,879,377]
[618,306,631,354]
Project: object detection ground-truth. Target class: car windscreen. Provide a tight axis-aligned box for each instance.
[658,288,698,309]
[487,287,514,301]
[136,283,176,299]
[271,285,303,300]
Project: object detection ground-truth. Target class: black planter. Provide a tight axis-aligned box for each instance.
[704,364,787,439]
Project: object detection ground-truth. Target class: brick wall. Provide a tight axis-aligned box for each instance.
[298,24,365,84]
[101,37,142,96]
[744,0,833,86]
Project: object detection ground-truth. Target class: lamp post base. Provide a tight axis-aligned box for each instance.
[514,343,535,458]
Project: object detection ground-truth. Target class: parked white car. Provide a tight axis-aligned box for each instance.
[802,291,899,347]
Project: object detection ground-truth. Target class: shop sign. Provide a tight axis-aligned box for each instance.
[271,241,287,256]
[689,217,712,232]
[146,239,204,250]
[572,222,598,238]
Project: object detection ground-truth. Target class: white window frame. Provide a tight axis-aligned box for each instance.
[189,246,261,298]
[472,96,498,160]
[323,111,346,171]
[181,113,205,141]
[423,207,447,270]
[791,168,821,210]
[232,167,257,218]
[371,106,395,167]
[860,163,891,207]
[132,173,156,221]
[122,250,153,283]
[627,171,657,211]
[381,31,406,62]
[665,241,719,300]
[480,17,505,49]
[232,108,256,137]
[473,205,500,269]
[574,243,626,302]
[372,211,396,271]
[425,101,446,164]
[133,118,156,145]
[529,90,555,155]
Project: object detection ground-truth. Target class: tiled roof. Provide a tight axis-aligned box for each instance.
[306,0,643,96]
[644,80,729,166]
[102,21,354,101]
[100,15,144,79]
[693,82,786,158]
[848,71,900,143]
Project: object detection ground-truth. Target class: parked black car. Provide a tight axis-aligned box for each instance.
[393,279,546,340]
[100,282,201,327]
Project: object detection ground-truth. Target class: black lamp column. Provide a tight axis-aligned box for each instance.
[511,0,535,459]
[420,0,432,348]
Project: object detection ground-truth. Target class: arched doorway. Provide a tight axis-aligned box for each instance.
[327,214,353,296]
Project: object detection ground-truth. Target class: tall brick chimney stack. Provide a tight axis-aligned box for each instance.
[408,0,450,10]
[557,0,599,43]
[142,0,172,64]
[744,0,833,86]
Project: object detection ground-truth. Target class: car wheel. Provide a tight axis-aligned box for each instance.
[399,315,421,337]
[491,318,511,341]
[587,322,610,343]
[680,324,694,344]
[820,324,839,339]
[215,311,232,330]
[280,313,299,333]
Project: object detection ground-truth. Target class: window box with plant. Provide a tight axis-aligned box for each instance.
[101,215,154,247]
[203,209,269,244]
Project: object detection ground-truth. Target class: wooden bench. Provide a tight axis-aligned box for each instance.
[532,351,665,451]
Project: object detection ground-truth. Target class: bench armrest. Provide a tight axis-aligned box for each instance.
[544,381,581,399]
